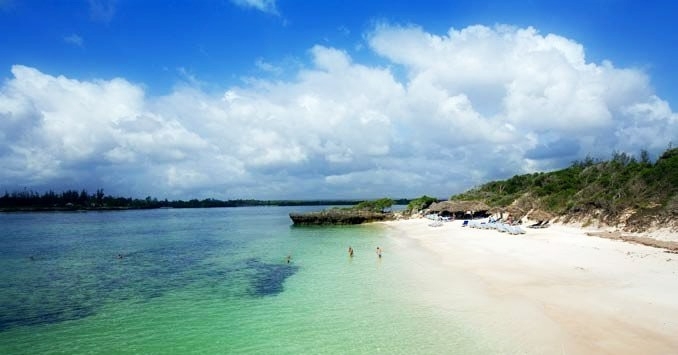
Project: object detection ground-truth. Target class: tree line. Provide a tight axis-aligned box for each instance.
[0,189,410,211]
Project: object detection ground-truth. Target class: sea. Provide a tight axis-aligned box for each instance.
[0,207,504,354]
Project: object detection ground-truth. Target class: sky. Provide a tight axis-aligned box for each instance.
[1,0,677,200]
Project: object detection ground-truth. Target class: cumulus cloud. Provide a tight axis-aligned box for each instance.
[1,24,676,199]
[63,34,84,47]
[231,0,278,15]
[255,58,283,75]
[88,0,117,23]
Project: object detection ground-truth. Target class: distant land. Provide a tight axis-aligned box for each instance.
[0,189,411,212]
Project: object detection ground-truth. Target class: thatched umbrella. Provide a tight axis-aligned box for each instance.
[428,201,447,212]
[528,209,553,221]
[452,200,490,212]
[488,205,524,220]
[429,200,489,217]
[504,205,525,218]
[488,206,504,214]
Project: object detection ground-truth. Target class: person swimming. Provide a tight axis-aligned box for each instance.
[348,246,354,257]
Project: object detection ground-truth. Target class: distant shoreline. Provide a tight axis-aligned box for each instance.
[0,200,410,213]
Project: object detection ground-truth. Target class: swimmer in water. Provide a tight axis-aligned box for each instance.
[348,246,354,257]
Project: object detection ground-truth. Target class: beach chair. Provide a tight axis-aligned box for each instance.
[461,220,469,227]
[528,221,543,228]
[428,217,443,227]
[513,226,526,234]
[496,223,508,233]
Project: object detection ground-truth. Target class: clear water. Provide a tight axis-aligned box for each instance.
[0,207,501,354]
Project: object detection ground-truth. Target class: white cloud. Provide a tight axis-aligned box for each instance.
[255,58,283,75]
[231,0,278,15]
[1,24,676,199]
[63,34,84,47]
[88,0,117,23]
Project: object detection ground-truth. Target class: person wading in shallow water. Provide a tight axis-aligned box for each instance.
[376,247,382,258]
[348,246,354,257]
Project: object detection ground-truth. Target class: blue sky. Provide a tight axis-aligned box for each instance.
[1,0,677,199]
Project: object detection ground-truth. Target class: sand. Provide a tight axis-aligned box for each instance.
[381,218,678,354]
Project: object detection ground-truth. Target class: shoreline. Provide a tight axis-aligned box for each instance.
[380,218,678,354]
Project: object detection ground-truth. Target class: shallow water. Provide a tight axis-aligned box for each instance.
[0,207,501,354]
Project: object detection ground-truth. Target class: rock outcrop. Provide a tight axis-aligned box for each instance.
[289,210,394,225]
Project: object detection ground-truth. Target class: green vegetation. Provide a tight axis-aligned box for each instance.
[353,198,395,212]
[406,195,438,213]
[451,147,678,229]
[0,189,410,212]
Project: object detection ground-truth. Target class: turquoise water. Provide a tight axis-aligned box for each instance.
[0,207,500,354]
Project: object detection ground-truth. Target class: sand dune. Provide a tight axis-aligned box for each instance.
[381,218,678,354]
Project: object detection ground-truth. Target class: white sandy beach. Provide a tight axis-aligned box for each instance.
[381,218,678,354]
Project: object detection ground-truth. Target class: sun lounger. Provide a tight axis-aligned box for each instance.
[428,220,443,227]
[496,223,509,233]
[512,225,526,234]
[528,221,543,228]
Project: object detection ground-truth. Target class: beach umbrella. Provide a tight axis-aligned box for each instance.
[427,201,446,212]
[488,207,503,214]
[528,209,553,221]
[429,200,490,216]
[449,200,490,213]
[504,205,525,218]
[488,205,523,218]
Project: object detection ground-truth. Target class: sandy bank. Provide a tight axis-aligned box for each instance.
[380,218,678,354]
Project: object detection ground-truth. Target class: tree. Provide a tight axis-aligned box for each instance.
[639,149,651,166]
[96,189,105,206]
[406,195,438,212]
[355,198,394,212]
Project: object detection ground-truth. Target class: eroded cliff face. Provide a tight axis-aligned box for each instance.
[498,191,678,233]
[559,205,678,233]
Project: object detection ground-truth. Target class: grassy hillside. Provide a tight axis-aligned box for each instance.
[451,147,678,231]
